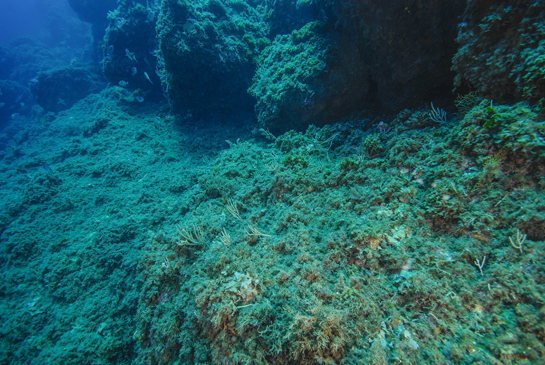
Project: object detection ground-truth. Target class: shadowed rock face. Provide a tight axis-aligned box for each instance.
[452,0,545,103]
[249,0,465,131]
[30,66,106,113]
[249,20,370,132]
[102,3,163,98]
[142,0,464,130]
[332,0,466,112]
[68,0,118,60]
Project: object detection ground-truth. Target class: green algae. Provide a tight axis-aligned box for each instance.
[248,21,329,129]
[135,104,545,363]
[1,89,544,364]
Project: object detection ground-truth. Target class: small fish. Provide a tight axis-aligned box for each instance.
[119,80,129,87]
[115,17,125,29]
[144,71,153,84]
[7,139,16,148]
[125,48,137,63]
[0,102,4,108]
[106,45,114,61]
[136,96,144,103]
[131,67,137,76]
[42,164,53,174]
[184,19,196,33]
[15,95,22,103]
[154,116,162,129]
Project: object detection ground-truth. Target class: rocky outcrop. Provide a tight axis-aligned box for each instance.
[30,66,106,113]
[250,0,465,131]
[102,2,163,98]
[452,0,545,103]
[157,0,270,117]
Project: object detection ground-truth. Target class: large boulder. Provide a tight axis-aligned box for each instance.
[157,0,270,117]
[249,0,465,131]
[249,21,369,131]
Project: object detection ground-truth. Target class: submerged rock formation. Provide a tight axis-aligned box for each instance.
[102,2,163,97]
[250,0,466,131]
[157,0,270,117]
[30,66,106,113]
[452,0,545,104]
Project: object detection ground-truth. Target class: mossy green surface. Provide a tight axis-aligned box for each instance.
[1,88,544,364]
[135,105,545,363]
[156,0,269,115]
[248,22,328,129]
[453,0,545,102]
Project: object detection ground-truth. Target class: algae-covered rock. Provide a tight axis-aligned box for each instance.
[452,0,545,103]
[250,0,465,131]
[30,66,106,113]
[102,2,162,96]
[454,101,545,159]
[249,21,369,131]
[134,106,545,364]
[157,0,270,116]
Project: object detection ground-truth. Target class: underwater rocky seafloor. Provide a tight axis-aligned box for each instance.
[1,88,544,364]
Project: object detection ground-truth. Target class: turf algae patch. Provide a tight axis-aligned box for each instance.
[136,106,545,364]
[0,88,211,365]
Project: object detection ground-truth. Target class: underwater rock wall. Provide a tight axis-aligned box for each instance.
[249,20,370,132]
[68,0,544,128]
[106,0,466,130]
[102,1,163,98]
[157,0,270,117]
[68,0,118,59]
[452,0,545,104]
[332,0,466,112]
[250,0,466,131]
